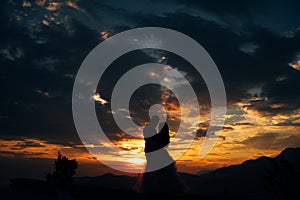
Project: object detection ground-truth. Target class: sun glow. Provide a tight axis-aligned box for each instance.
[1,98,300,174]
[127,157,146,165]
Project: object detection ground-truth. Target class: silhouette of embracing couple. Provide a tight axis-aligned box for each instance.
[143,115,170,153]
[134,115,189,194]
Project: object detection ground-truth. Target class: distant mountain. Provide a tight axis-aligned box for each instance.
[8,147,300,200]
[72,147,300,200]
[276,147,300,162]
[187,147,300,200]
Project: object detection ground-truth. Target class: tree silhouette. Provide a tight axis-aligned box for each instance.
[46,151,78,188]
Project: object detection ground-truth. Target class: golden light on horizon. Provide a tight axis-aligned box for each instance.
[1,99,299,175]
[127,157,146,165]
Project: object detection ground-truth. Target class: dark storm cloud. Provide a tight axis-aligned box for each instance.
[0,0,143,143]
[0,1,102,144]
[130,12,300,112]
[100,0,270,27]
[95,0,300,115]
[1,0,300,147]
[161,0,270,18]
[179,0,298,33]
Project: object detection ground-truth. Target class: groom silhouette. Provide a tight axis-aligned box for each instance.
[143,115,170,153]
[135,115,189,194]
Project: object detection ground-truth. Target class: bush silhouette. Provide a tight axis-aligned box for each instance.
[46,151,78,188]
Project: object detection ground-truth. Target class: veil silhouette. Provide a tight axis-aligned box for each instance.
[134,115,189,194]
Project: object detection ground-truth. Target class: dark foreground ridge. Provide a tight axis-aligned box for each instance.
[5,147,300,200]
[3,181,243,200]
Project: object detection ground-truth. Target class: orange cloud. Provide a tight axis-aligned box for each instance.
[100,31,111,40]
[46,2,61,11]
[93,93,108,105]
[289,58,300,71]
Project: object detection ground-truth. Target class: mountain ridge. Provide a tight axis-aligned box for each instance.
[8,147,300,200]
[72,147,300,200]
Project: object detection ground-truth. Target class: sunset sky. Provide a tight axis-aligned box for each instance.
[1,0,300,184]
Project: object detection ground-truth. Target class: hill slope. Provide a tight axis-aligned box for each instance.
[8,147,300,200]
[73,147,300,200]
[188,147,300,200]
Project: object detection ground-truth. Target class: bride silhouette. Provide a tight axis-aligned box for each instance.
[134,115,189,194]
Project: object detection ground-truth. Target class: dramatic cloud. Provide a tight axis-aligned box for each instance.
[93,93,108,105]
[239,132,300,150]
[1,0,300,179]
[289,54,300,71]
